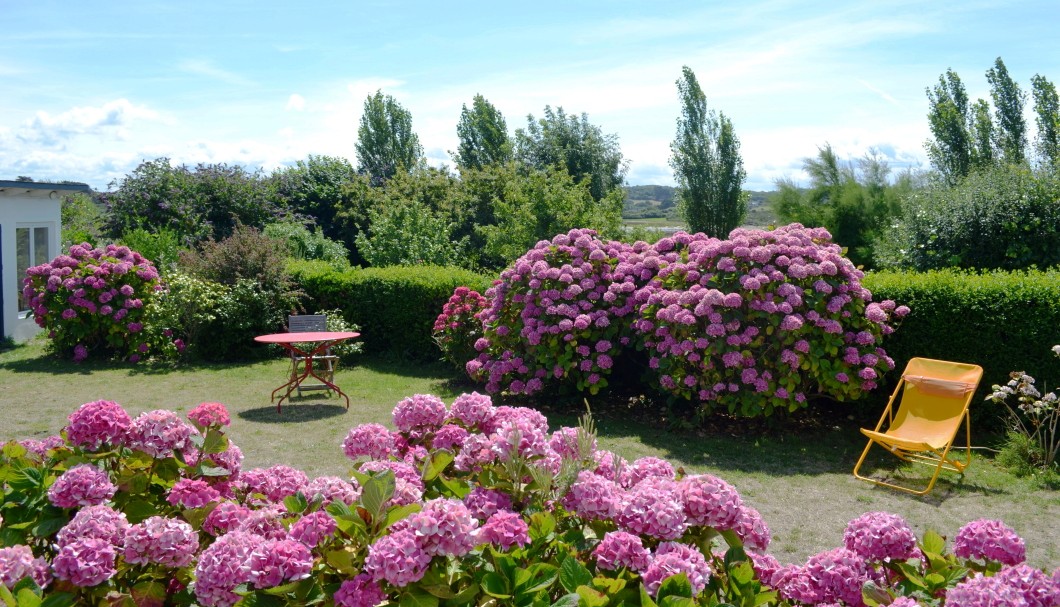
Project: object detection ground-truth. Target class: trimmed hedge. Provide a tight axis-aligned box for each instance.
[864,269,1060,411]
[287,260,493,360]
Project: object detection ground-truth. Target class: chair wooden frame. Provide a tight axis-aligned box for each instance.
[853,357,983,495]
[287,314,339,397]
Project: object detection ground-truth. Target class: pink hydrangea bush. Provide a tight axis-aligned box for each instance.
[631,225,905,416]
[21,242,175,362]
[457,225,906,418]
[468,228,639,395]
[2,393,1057,607]
[432,286,488,373]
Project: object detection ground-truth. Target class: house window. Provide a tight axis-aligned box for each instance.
[16,225,50,313]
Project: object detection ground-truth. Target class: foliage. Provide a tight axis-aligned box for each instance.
[144,270,228,361]
[468,225,905,418]
[177,226,299,360]
[287,260,492,360]
[268,154,359,243]
[986,346,1060,473]
[670,65,747,237]
[21,243,179,363]
[986,57,1028,165]
[59,192,103,249]
[875,163,1060,271]
[1031,74,1060,168]
[514,105,627,203]
[432,287,488,373]
[102,158,280,245]
[862,268,1060,429]
[478,165,625,267]
[118,227,185,273]
[3,397,1058,607]
[773,145,908,268]
[356,196,466,269]
[355,90,423,183]
[310,308,364,363]
[454,94,512,170]
[262,221,350,271]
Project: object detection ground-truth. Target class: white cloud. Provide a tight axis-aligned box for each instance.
[16,99,163,147]
[286,94,306,111]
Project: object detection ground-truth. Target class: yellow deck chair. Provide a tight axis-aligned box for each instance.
[853,357,983,495]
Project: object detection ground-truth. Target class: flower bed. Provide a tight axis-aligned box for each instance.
[2,396,1058,606]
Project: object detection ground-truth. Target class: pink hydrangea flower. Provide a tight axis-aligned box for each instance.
[783,548,869,607]
[236,505,289,540]
[188,402,231,428]
[394,498,478,557]
[593,450,628,482]
[334,573,388,607]
[733,505,771,553]
[305,475,361,505]
[463,486,514,520]
[563,470,621,520]
[202,502,251,536]
[126,409,195,458]
[168,478,221,509]
[953,519,1026,566]
[946,569,1047,607]
[678,474,743,530]
[620,456,676,488]
[48,464,116,508]
[193,531,260,607]
[206,443,244,478]
[290,511,337,547]
[241,465,309,503]
[550,426,595,460]
[364,529,432,587]
[65,399,132,450]
[19,435,65,458]
[392,394,448,433]
[642,542,712,597]
[432,424,470,451]
[593,531,651,571]
[477,511,530,549]
[991,564,1060,607]
[843,511,919,562]
[889,597,920,607]
[0,545,51,589]
[342,423,396,460]
[123,516,199,567]
[52,537,117,587]
[617,478,687,540]
[56,504,129,547]
[245,538,314,589]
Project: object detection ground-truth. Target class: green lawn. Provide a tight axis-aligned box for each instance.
[2,339,1057,568]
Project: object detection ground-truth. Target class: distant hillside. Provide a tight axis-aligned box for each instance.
[623,185,777,227]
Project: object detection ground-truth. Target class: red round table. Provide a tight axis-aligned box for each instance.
[254,331,360,412]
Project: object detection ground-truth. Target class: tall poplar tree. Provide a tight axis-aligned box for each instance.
[355,90,423,184]
[986,57,1028,165]
[454,94,512,170]
[925,69,974,184]
[669,65,746,236]
[1031,74,1060,167]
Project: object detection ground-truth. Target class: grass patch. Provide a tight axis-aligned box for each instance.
[1,339,1057,568]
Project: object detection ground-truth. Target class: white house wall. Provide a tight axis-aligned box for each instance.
[0,188,62,342]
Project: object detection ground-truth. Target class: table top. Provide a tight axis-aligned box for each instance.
[254,331,360,345]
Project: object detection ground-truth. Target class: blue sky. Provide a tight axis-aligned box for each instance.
[2,0,1058,191]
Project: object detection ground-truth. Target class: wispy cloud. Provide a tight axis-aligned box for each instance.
[177,59,255,87]
[286,94,306,111]
[16,99,163,147]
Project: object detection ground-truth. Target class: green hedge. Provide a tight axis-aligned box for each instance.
[287,260,493,360]
[865,269,1060,420]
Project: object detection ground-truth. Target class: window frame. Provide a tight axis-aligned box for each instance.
[15,223,52,316]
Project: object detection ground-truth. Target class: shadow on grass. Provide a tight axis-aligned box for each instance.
[238,403,348,423]
[0,347,281,377]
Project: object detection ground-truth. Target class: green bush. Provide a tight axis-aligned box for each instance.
[288,260,492,360]
[864,268,1060,426]
[262,221,350,271]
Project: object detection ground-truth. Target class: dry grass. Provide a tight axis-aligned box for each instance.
[2,339,1057,569]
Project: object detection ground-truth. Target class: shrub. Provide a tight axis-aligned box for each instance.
[432,287,488,373]
[986,345,1060,474]
[60,192,103,249]
[262,221,350,271]
[863,269,1060,409]
[145,270,228,360]
[118,227,185,273]
[469,229,639,395]
[22,243,174,362]
[2,396,1058,606]
[288,260,492,360]
[876,164,1060,270]
[467,225,906,417]
[355,198,466,267]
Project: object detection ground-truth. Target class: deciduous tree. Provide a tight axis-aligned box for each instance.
[925,69,974,184]
[454,94,512,170]
[355,91,423,183]
[986,57,1028,165]
[1031,74,1060,167]
[669,65,746,236]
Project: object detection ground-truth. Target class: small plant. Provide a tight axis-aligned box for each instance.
[433,286,488,373]
[987,345,1060,473]
[314,308,364,363]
